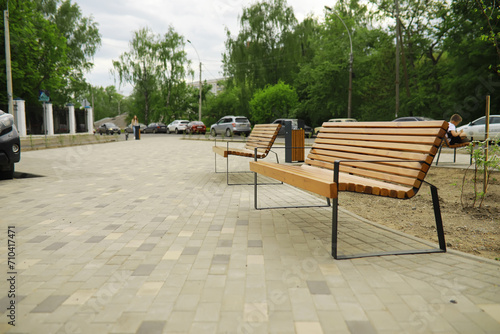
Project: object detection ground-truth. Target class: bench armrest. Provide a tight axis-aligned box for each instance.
[214,137,247,147]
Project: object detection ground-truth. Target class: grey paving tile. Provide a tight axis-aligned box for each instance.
[43,242,68,250]
[131,264,156,276]
[31,295,69,313]
[136,320,166,334]
[346,320,378,334]
[307,281,331,295]
[248,240,263,247]
[27,235,50,243]
[85,236,106,243]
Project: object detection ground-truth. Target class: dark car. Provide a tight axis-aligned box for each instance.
[393,116,434,122]
[0,110,21,179]
[186,121,206,134]
[144,122,167,134]
[96,122,121,135]
[272,118,313,137]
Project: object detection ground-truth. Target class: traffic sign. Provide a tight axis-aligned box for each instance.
[39,90,50,102]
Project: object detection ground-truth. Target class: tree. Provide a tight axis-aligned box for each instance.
[368,0,453,118]
[0,0,100,106]
[113,26,189,124]
[223,0,306,90]
[249,81,298,123]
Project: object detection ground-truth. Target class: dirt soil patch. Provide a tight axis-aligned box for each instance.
[340,167,500,261]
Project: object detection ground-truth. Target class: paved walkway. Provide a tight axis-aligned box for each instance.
[0,135,499,334]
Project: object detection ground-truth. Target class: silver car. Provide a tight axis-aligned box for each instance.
[457,115,500,141]
[210,116,251,137]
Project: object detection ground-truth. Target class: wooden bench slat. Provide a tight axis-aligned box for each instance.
[322,120,447,129]
[319,126,447,137]
[306,153,426,180]
[313,138,438,155]
[309,149,426,170]
[316,133,443,146]
[311,143,433,164]
[300,165,415,198]
[305,158,422,189]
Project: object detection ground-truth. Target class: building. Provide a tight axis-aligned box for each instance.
[187,78,225,96]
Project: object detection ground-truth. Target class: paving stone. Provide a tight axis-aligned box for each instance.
[31,295,69,313]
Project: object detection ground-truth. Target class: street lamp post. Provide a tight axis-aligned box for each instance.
[187,40,202,121]
[325,6,353,119]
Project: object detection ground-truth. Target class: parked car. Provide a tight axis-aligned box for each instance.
[314,118,358,136]
[210,116,251,137]
[186,121,206,134]
[167,120,189,134]
[272,118,313,137]
[144,122,167,133]
[393,116,434,122]
[0,110,21,180]
[457,115,500,141]
[96,122,121,135]
[124,123,147,134]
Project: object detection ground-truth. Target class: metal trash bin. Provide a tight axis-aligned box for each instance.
[285,121,305,162]
[134,126,140,140]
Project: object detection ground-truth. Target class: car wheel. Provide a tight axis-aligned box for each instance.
[0,163,14,180]
[211,128,217,137]
[225,128,232,137]
[175,128,179,134]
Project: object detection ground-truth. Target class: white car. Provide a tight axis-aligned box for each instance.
[457,115,500,141]
[314,118,357,136]
[167,120,189,134]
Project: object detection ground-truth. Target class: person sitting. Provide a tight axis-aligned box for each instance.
[447,114,470,145]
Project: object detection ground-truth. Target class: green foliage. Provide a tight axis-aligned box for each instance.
[249,81,298,124]
[0,0,101,106]
[223,0,314,103]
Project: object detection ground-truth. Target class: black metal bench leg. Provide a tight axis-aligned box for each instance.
[331,197,338,259]
[435,141,443,166]
[429,183,447,251]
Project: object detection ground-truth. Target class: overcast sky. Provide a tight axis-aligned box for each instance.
[76,0,331,96]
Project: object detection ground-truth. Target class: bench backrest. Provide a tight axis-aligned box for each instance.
[244,123,281,157]
[308,121,448,197]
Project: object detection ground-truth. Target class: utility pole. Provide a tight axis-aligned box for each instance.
[187,40,202,121]
[325,6,353,118]
[4,8,14,116]
[198,61,202,122]
[395,0,400,118]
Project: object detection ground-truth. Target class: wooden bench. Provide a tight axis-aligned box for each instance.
[213,123,281,185]
[435,137,471,166]
[249,121,448,259]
